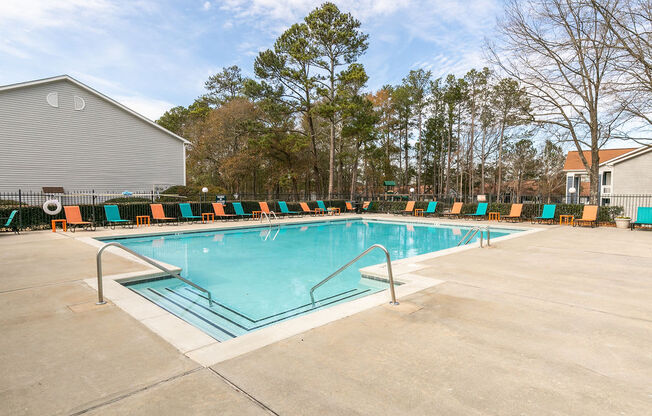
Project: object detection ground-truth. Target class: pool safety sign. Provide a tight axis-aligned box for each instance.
[215,195,226,204]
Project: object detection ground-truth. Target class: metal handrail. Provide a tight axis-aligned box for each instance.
[95,242,214,306]
[309,244,399,307]
[260,210,278,226]
[456,226,491,247]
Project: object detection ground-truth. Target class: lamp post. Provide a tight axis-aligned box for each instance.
[410,187,415,200]
[202,187,208,204]
[568,187,576,204]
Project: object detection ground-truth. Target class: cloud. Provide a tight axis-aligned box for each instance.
[113,95,175,120]
[203,1,211,11]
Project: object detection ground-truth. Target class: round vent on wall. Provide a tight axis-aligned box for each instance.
[73,95,86,111]
[46,92,59,107]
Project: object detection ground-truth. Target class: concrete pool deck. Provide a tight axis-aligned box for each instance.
[1,215,651,415]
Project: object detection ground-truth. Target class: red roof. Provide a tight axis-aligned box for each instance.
[563,148,637,171]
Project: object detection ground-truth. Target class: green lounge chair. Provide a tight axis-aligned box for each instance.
[104,205,132,229]
[362,201,372,213]
[316,200,336,214]
[631,207,652,230]
[278,201,300,216]
[465,202,488,220]
[1,210,19,233]
[424,201,438,216]
[232,202,252,219]
[533,204,556,224]
[179,203,201,222]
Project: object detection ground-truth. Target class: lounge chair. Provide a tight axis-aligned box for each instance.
[212,203,237,221]
[316,200,338,215]
[399,201,415,215]
[441,202,463,218]
[278,201,300,216]
[150,204,178,225]
[573,205,598,228]
[345,202,356,213]
[232,202,252,219]
[300,202,321,215]
[424,201,438,216]
[533,204,556,224]
[465,202,488,220]
[258,201,276,217]
[1,210,19,233]
[501,203,523,223]
[64,205,96,231]
[631,207,652,230]
[361,201,372,213]
[179,203,202,223]
[104,205,132,229]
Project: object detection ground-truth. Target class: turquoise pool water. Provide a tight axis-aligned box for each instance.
[103,219,517,341]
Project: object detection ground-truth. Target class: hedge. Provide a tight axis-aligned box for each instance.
[365,200,623,223]
[0,199,348,231]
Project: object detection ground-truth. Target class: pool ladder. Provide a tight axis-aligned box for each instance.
[260,211,278,228]
[309,244,399,307]
[95,242,214,306]
[457,226,491,247]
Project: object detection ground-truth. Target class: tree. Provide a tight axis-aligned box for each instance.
[156,106,190,136]
[490,78,530,201]
[251,22,324,193]
[489,0,622,204]
[463,68,490,196]
[505,136,538,201]
[204,65,245,106]
[305,2,369,198]
[403,69,432,195]
[538,139,566,202]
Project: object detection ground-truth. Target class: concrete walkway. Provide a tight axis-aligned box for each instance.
[1,221,651,415]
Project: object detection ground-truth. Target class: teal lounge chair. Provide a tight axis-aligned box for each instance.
[362,201,372,213]
[316,200,336,214]
[465,202,488,220]
[1,210,19,233]
[278,201,300,216]
[232,202,252,219]
[424,201,438,216]
[631,207,652,230]
[534,204,556,224]
[104,205,132,229]
[179,203,201,222]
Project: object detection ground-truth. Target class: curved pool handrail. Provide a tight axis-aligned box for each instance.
[95,242,213,306]
[309,244,398,307]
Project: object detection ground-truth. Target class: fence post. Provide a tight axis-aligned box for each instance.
[92,190,96,222]
[18,189,23,230]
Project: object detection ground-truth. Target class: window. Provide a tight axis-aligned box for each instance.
[602,171,612,186]
[601,198,611,206]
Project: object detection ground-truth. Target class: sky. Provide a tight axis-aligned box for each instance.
[0,0,502,121]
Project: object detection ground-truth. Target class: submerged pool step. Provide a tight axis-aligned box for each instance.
[130,282,373,342]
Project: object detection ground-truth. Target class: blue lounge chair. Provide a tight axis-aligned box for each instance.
[631,207,652,230]
[1,210,19,233]
[316,200,336,214]
[104,205,132,228]
[278,201,300,216]
[179,203,201,222]
[465,202,488,220]
[424,201,438,216]
[534,204,556,224]
[232,202,252,219]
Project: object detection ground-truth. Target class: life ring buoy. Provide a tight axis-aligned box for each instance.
[43,199,62,215]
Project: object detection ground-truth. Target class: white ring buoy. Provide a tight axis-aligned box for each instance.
[43,199,62,215]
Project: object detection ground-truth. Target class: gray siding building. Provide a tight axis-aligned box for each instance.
[0,75,187,194]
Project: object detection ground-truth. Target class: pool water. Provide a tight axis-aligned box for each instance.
[103,219,517,341]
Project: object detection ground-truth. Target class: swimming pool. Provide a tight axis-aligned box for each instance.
[102,219,518,341]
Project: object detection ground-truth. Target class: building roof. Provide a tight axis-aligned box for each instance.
[563,148,638,171]
[0,75,190,145]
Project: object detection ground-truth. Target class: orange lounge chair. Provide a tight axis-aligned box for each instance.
[441,202,463,218]
[502,204,523,222]
[300,202,321,215]
[212,203,237,221]
[574,205,598,228]
[150,204,178,225]
[345,202,356,212]
[259,201,273,214]
[64,205,96,232]
[399,201,415,215]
